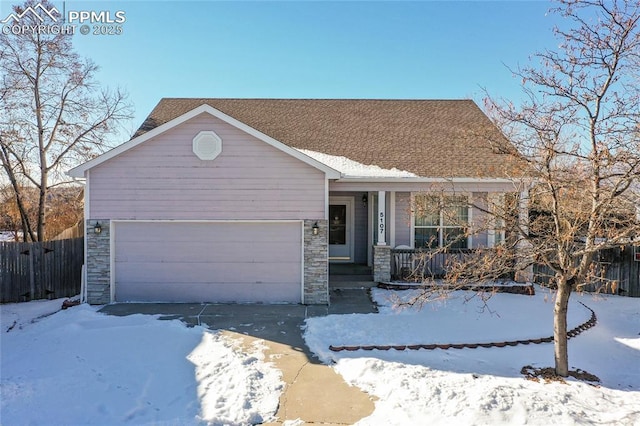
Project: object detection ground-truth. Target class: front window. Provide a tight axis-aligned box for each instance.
[414,195,469,249]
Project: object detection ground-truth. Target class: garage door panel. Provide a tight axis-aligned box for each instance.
[117,222,295,243]
[115,261,301,283]
[114,241,299,263]
[116,282,300,303]
[114,221,303,303]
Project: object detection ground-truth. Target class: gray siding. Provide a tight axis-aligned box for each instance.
[471,192,489,248]
[89,113,325,220]
[394,192,412,247]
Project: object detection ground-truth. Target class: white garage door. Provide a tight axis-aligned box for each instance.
[113,221,303,303]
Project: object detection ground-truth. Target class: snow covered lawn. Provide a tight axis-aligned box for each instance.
[305,286,640,425]
[2,287,638,425]
[0,301,282,425]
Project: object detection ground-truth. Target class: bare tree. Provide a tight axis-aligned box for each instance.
[0,0,132,241]
[488,0,640,377]
[0,183,82,240]
[408,0,640,378]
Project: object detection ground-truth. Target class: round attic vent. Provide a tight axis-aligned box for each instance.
[192,131,222,160]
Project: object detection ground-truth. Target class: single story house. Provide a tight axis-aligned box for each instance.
[68,99,527,305]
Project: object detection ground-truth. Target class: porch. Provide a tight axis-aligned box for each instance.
[327,185,530,284]
[327,190,406,268]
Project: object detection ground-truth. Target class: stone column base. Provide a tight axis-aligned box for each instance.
[373,245,391,283]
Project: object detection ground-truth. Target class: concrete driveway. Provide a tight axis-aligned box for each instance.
[100,288,378,425]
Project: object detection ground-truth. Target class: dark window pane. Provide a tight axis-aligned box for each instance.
[415,228,438,249]
[329,204,346,245]
[443,228,468,249]
[414,196,439,226]
[443,196,469,226]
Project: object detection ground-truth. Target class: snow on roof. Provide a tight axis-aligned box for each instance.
[296,149,418,178]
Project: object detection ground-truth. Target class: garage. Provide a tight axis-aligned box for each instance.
[113,221,303,303]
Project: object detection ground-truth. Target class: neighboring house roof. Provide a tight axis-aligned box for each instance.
[134,98,525,179]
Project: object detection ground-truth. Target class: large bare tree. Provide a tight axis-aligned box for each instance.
[409,0,640,378]
[0,0,132,241]
[488,0,640,376]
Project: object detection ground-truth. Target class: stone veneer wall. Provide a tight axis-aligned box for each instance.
[303,219,329,304]
[86,219,111,304]
[373,245,391,283]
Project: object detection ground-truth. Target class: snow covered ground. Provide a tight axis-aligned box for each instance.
[1,287,638,425]
[0,301,282,425]
[305,287,640,425]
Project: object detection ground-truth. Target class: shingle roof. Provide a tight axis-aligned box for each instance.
[135,98,525,178]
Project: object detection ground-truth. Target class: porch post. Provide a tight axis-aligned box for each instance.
[374,191,391,282]
[389,191,396,248]
[377,191,386,245]
[515,186,534,282]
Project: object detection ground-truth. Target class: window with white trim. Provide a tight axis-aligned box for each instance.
[414,195,469,249]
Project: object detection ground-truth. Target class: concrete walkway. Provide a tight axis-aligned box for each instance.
[100,288,378,425]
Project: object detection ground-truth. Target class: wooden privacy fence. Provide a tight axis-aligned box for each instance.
[51,222,84,240]
[0,237,83,303]
[391,246,639,297]
[534,245,640,297]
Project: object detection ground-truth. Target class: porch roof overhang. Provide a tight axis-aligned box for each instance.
[334,177,518,183]
[329,176,528,192]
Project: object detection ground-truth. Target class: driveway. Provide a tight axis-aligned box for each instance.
[100,288,378,425]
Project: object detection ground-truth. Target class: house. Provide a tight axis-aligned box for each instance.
[68,99,527,305]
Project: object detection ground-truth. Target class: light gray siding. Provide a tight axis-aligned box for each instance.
[89,113,325,220]
[394,192,412,247]
[471,192,489,248]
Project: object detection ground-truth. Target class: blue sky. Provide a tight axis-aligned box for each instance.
[3,0,561,136]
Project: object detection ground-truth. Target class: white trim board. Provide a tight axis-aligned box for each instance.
[82,171,89,303]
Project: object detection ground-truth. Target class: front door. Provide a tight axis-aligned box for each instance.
[328,197,354,262]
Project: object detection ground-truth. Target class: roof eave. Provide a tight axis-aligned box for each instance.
[333,176,526,183]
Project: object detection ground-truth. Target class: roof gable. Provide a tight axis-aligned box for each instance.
[68,104,341,179]
[132,99,525,179]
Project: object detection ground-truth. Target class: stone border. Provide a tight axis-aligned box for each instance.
[377,282,536,295]
[329,301,596,352]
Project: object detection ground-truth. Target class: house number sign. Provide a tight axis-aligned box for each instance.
[378,212,385,236]
[377,191,386,245]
